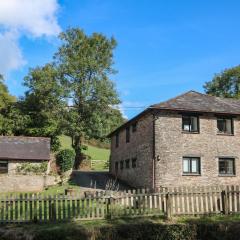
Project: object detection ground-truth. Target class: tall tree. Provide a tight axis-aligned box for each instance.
[0,74,19,135]
[204,65,240,98]
[21,64,66,151]
[55,28,121,168]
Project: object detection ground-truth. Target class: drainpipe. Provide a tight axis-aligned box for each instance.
[152,111,156,191]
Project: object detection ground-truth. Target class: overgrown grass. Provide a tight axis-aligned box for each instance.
[59,135,110,161]
[177,214,240,224]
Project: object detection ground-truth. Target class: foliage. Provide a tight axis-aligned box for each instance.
[20,64,67,151]
[59,135,110,161]
[0,75,16,110]
[204,65,240,98]
[0,75,20,135]
[54,28,121,168]
[56,149,75,173]
[16,162,48,175]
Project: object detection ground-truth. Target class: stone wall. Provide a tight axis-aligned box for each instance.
[0,175,58,192]
[154,111,240,187]
[110,113,154,188]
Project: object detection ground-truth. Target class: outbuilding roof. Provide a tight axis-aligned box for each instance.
[0,136,50,160]
[108,90,240,137]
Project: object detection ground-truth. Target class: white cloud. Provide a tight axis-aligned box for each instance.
[0,31,25,74]
[0,0,61,74]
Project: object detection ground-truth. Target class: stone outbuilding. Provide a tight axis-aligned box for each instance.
[108,91,240,189]
[0,136,57,192]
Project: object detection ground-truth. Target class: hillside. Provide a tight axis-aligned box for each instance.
[59,135,110,161]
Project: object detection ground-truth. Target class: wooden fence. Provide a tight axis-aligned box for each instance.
[0,185,240,223]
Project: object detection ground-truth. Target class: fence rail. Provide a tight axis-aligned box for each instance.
[1,185,240,223]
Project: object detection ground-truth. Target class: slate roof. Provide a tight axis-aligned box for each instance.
[108,90,240,137]
[0,136,50,160]
[151,90,240,114]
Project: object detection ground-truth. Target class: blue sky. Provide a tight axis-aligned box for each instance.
[2,0,240,118]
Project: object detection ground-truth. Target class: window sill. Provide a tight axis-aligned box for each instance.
[218,174,236,177]
[182,131,199,134]
[182,174,201,176]
[217,133,234,136]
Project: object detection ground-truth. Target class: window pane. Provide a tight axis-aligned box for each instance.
[226,119,232,134]
[191,159,197,173]
[227,159,233,174]
[217,119,225,132]
[183,117,190,131]
[191,117,198,132]
[183,159,190,172]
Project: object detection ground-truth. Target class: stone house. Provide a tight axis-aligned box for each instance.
[108,91,240,188]
[0,136,56,192]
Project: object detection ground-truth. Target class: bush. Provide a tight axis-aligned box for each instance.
[56,149,75,173]
[16,162,48,175]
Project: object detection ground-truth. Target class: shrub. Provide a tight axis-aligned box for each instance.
[16,162,48,175]
[56,149,75,173]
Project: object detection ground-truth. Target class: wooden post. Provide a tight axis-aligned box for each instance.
[221,190,229,215]
[166,192,172,219]
[106,197,112,219]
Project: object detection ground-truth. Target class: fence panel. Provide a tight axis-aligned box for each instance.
[1,185,240,223]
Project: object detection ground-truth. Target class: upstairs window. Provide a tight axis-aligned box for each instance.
[132,122,137,132]
[115,132,119,148]
[183,157,200,175]
[219,158,235,175]
[125,159,130,169]
[120,160,124,170]
[132,157,137,168]
[217,117,233,135]
[182,115,199,133]
[126,127,130,143]
[0,160,8,174]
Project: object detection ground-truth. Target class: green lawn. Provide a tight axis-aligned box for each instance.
[59,135,110,161]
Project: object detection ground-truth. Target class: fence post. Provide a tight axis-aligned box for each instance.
[106,197,112,219]
[221,190,229,215]
[166,192,172,219]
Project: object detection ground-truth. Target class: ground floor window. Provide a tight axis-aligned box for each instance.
[183,157,200,175]
[125,159,130,169]
[132,157,137,168]
[219,158,235,175]
[0,160,8,173]
[120,161,124,170]
[115,162,118,171]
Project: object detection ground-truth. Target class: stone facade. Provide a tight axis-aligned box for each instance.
[155,111,240,187]
[109,113,154,188]
[110,110,240,188]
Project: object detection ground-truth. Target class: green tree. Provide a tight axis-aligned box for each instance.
[204,65,240,98]
[21,64,66,151]
[55,28,121,168]
[0,74,19,135]
[0,74,16,109]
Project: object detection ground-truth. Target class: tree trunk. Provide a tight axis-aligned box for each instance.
[73,135,82,170]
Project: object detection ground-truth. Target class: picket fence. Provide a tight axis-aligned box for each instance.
[0,185,240,223]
